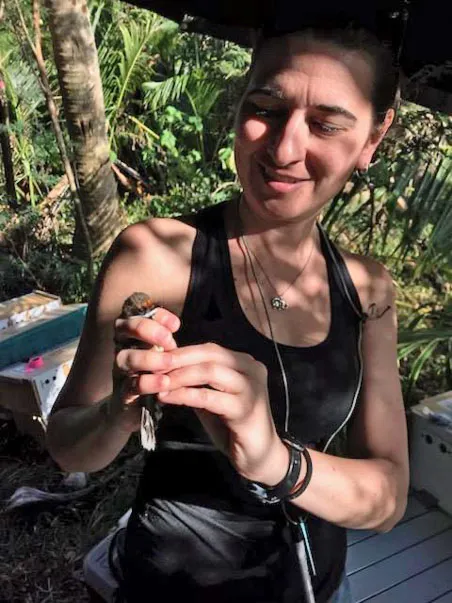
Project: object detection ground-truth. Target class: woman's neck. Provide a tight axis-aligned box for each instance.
[231,196,319,262]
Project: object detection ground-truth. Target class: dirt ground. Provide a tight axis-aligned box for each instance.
[0,420,144,603]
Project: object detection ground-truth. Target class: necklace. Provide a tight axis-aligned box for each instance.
[241,216,316,311]
[236,200,317,595]
[236,199,291,429]
[240,233,291,431]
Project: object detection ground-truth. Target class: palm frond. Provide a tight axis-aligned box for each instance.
[406,339,443,387]
[143,73,191,112]
[399,328,452,345]
[89,0,106,35]
[3,60,44,120]
[186,78,224,119]
[107,13,178,145]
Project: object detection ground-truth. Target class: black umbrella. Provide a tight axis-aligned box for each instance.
[124,0,452,114]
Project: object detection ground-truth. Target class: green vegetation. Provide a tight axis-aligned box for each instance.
[2,0,451,401]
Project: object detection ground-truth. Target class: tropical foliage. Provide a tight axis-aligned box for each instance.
[1,0,452,402]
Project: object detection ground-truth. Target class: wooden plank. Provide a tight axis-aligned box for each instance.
[349,528,452,602]
[401,494,433,522]
[364,557,452,603]
[347,511,452,574]
[431,589,452,602]
[347,528,376,547]
[347,494,429,547]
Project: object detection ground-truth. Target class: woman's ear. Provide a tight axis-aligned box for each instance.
[355,108,395,171]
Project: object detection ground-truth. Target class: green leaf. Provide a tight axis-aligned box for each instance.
[160,130,177,154]
[409,339,441,386]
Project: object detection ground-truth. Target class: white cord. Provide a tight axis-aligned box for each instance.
[240,228,291,432]
[236,202,366,599]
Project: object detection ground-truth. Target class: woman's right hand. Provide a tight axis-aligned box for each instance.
[110,307,181,433]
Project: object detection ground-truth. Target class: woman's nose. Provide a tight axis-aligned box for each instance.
[267,112,307,167]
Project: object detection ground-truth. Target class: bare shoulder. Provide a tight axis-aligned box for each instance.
[101,215,197,316]
[52,215,197,410]
[339,248,396,320]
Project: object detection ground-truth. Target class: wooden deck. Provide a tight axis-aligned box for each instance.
[346,492,452,602]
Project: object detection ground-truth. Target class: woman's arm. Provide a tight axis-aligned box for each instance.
[46,219,194,473]
[148,256,409,532]
[276,258,409,531]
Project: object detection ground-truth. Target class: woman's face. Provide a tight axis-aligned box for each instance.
[234,35,392,224]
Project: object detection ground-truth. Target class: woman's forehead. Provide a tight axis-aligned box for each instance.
[249,36,374,109]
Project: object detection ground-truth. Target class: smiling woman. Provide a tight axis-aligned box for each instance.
[47,23,409,603]
[234,29,398,225]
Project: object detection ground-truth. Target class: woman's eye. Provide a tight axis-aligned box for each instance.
[311,121,341,135]
[244,101,284,119]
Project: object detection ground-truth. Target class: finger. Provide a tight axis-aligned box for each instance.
[157,387,241,419]
[116,348,174,374]
[116,372,171,400]
[115,316,177,350]
[161,363,245,395]
[168,343,263,375]
[149,307,180,333]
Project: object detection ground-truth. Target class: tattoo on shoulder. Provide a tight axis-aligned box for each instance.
[364,302,391,321]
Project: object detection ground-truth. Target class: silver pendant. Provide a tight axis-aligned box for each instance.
[271,296,288,310]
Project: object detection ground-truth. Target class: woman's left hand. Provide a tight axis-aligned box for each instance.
[153,343,287,484]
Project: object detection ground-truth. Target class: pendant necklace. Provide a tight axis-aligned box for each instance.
[242,219,316,311]
[248,247,315,311]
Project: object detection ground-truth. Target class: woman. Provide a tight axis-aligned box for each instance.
[47,25,409,603]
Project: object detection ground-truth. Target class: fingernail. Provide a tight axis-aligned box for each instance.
[158,391,169,398]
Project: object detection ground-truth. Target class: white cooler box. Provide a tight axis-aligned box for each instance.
[409,391,452,516]
[84,509,132,602]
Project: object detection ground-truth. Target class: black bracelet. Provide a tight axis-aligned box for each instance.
[241,435,306,505]
[285,446,313,500]
[241,442,302,505]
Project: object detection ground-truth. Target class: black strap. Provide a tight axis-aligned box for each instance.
[180,204,223,322]
[317,224,365,321]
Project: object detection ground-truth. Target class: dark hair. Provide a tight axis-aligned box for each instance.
[250,27,401,126]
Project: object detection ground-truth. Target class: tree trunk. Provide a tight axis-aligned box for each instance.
[0,74,18,209]
[45,0,124,259]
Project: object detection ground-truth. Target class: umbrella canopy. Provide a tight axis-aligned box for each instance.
[124,0,452,114]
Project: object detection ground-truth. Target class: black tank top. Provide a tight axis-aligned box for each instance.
[123,201,365,603]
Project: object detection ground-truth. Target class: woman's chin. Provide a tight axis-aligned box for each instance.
[243,185,319,223]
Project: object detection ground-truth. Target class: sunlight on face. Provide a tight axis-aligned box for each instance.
[242,116,270,144]
[234,34,381,224]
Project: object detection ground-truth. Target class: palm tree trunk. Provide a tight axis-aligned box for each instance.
[45,0,124,259]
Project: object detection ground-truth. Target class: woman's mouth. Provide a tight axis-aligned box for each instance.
[258,164,310,194]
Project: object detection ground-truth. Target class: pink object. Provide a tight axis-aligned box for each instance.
[25,356,44,372]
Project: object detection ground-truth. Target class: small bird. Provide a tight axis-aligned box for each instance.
[119,292,165,451]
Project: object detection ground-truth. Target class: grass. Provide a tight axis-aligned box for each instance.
[0,421,144,603]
